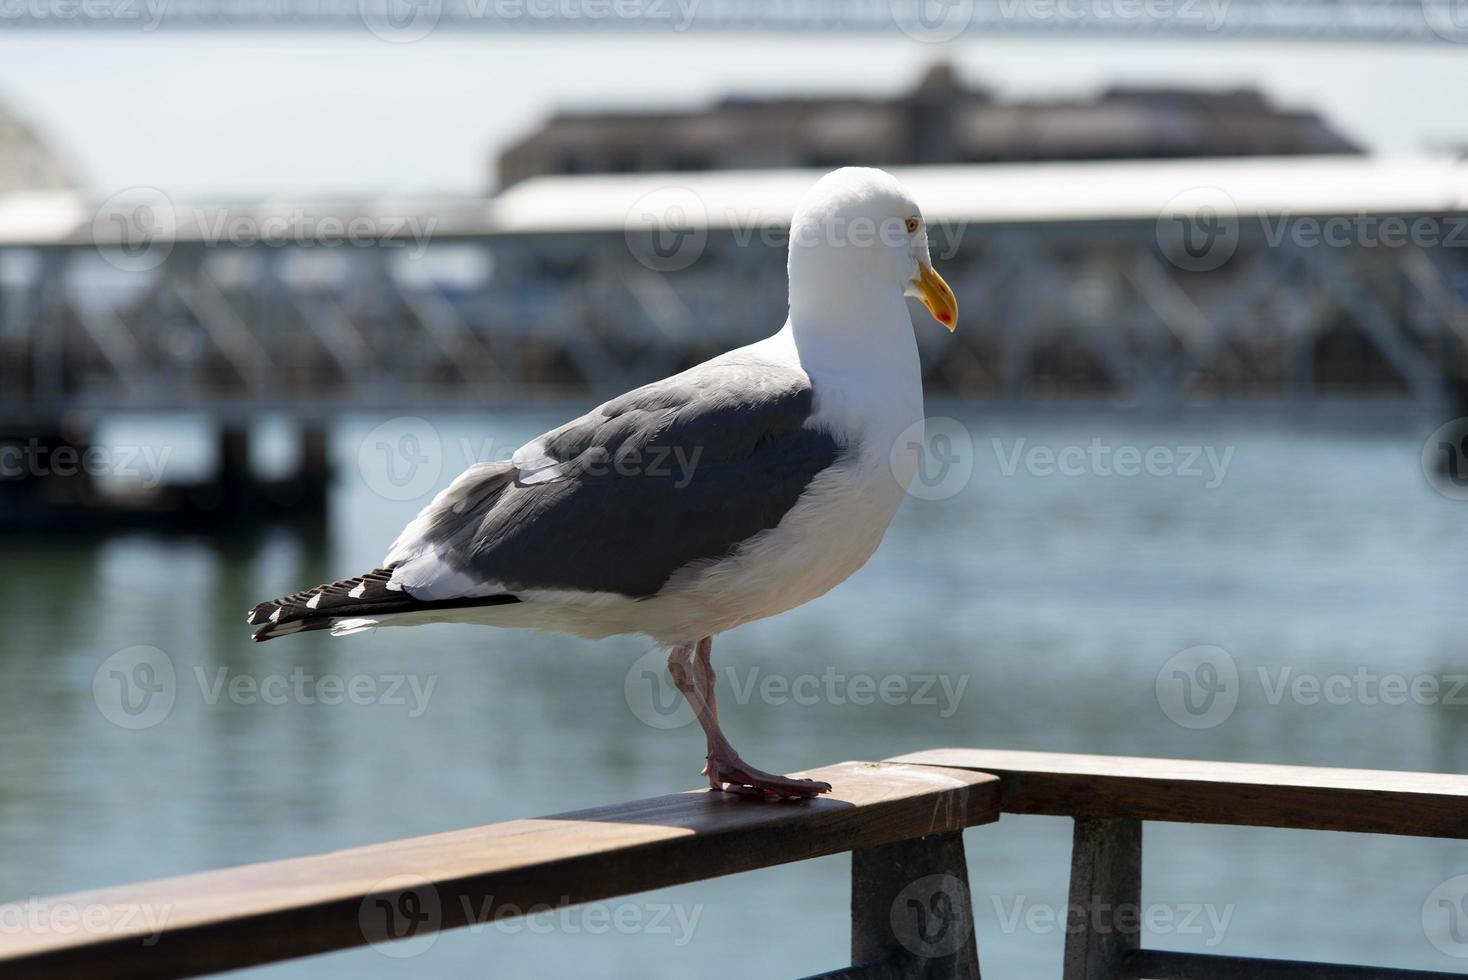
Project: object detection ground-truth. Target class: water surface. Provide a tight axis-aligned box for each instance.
[3,404,1467,977]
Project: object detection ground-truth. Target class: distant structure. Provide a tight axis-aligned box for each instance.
[0,98,76,194]
[497,64,1360,187]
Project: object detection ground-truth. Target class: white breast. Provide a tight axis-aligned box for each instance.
[623,321,923,643]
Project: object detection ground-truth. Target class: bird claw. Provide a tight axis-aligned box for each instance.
[704,754,832,800]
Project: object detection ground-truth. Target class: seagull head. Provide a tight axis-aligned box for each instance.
[787,167,958,332]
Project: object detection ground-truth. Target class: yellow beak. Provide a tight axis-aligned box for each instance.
[910,261,958,332]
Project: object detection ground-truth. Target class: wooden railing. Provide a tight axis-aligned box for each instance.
[3,750,1466,979]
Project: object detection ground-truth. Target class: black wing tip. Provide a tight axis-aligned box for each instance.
[245,566,520,643]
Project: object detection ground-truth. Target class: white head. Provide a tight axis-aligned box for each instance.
[787,167,958,333]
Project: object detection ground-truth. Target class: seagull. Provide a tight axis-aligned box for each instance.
[248,167,957,799]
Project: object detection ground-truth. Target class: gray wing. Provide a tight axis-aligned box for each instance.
[385,356,842,600]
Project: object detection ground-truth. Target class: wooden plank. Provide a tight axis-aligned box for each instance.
[0,761,999,980]
[1062,818,1141,980]
[1127,948,1463,979]
[888,749,1468,838]
[850,831,981,979]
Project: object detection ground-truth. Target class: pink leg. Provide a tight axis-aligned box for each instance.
[695,637,718,776]
[667,638,831,800]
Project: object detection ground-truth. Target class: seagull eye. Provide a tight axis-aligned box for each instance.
[905,217,921,235]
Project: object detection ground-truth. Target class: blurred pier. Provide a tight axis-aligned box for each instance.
[4,156,1468,527]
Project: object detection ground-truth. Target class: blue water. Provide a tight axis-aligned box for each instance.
[2,404,1467,977]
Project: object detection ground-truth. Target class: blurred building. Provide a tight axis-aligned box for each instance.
[498,64,1360,187]
[0,99,76,194]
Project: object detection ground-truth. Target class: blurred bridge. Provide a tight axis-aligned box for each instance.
[5,155,1468,527]
[6,0,1468,42]
[4,156,1468,423]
